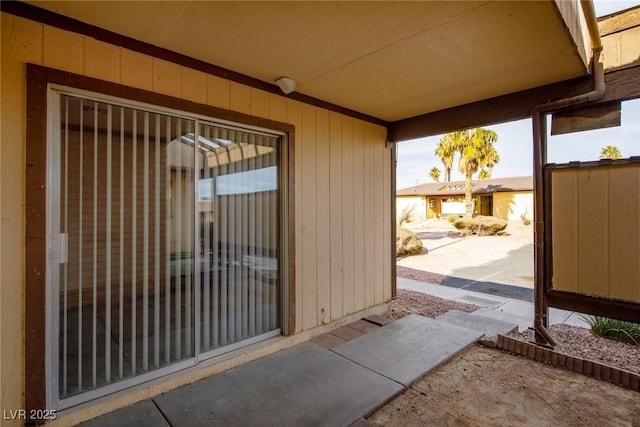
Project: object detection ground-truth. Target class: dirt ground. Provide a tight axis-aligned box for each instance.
[386,218,640,426]
[368,345,640,427]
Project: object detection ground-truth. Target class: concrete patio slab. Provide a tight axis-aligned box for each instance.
[437,310,518,337]
[473,307,533,331]
[310,332,348,349]
[397,278,510,308]
[457,293,507,308]
[492,300,576,325]
[333,314,482,386]
[77,400,169,427]
[153,342,403,427]
[349,319,383,333]
[331,325,365,341]
[398,276,590,331]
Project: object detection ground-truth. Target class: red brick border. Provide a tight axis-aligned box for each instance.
[493,335,640,392]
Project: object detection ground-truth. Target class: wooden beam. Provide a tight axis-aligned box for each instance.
[547,291,640,324]
[389,64,640,141]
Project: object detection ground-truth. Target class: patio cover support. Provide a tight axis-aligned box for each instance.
[531,0,604,347]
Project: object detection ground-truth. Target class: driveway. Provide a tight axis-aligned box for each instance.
[398,219,534,300]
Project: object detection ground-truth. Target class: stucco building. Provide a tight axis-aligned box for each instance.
[397,176,533,221]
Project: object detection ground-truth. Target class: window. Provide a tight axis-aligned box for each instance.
[48,89,284,408]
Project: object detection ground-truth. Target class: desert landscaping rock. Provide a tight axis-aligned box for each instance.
[512,324,640,375]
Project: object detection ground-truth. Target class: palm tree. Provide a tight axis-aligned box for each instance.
[599,145,622,160]
[456,128,498,216]
[480,143,500,178]
[435,133,459,182]
[478,169,491,179]
[429,167,441,182]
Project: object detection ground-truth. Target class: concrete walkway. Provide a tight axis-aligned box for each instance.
[76,277,584,427]
[78,314,492,427]
[398,277,588,330]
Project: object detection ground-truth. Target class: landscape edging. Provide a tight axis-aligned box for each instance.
[493,334,640,392]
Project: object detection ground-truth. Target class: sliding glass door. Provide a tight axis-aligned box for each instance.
[49,90,282,408]
[198,123,280,354]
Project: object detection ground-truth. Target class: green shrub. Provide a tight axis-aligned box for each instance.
[580,315,640,345]
[453,215,508,236]
[396,227,423,257]
[447,215,458,223]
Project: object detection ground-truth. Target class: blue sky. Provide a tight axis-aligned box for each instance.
[396,1,640,189]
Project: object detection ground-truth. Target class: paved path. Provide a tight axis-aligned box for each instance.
[398,277,588,330]
[400,220,535,291]
[78,315,490,427]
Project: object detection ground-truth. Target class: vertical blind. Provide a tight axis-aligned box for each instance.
[56,94,280,402]
[198,123,280,353]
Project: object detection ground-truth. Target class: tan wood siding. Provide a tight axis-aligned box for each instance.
[373,125,386,304]
[285,99,304,333]
[341,117,355,315]
[1,13,44,420]
[120,49,154,91]
[608,167,640,301]
[601,22,640,71]
[551,165,640,303]
[553,0,590,69]
[301,104,318,330]
[316,109,331,324]
[550,171,579,292]
[1,13,393,419]
[85,38,121,82]
[363,124,376,308]
[383,133,392,301]
[329,111,344,320]
[353,119,366,313]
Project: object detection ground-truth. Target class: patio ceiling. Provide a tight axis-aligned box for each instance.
[28,1,590,122]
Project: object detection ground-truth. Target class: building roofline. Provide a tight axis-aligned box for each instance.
[397,175,533,197]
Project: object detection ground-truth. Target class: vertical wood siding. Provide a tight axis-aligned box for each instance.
[1,14,393,419]
[553,0,590,69]
[0,9,393,364]
[1,13,44,420]
[551,165,640,303]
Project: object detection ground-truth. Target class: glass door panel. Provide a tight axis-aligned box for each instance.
[198,123,281,353]
[56,95,196,399]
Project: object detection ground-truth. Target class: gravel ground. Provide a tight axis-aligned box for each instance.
[390,289,640,375]
[388,288,480,320]
[396,266,446,284]
[512,323,640,375]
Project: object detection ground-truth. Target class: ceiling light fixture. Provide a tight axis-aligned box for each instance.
[275,76,296,95]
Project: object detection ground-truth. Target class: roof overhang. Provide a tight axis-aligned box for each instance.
[22,1,592,123]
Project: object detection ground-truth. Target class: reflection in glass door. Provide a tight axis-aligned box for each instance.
[54,95,196,402]
[50,91,282,408]
[198,123,281,354]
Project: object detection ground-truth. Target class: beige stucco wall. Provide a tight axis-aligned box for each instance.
[0,13,392,425]
[492,191,534,221]
[396,196,426,223]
